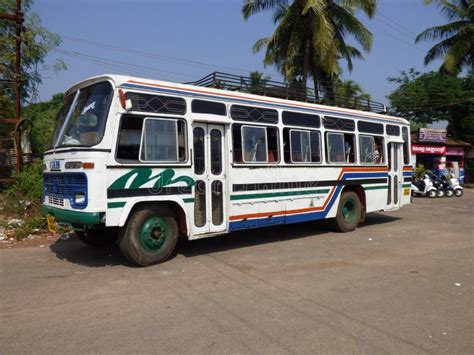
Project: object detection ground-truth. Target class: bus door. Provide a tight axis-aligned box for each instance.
[192,124,227,234]
[387,142,403,209]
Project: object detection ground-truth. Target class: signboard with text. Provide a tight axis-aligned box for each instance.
[418,128,447,143]
[412,145,446,155]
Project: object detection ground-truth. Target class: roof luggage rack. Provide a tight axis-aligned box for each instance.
[186,72,387,114]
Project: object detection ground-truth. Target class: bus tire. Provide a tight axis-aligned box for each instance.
[75,227,117,247]
[118,205,178,266]
[332,191,361,233]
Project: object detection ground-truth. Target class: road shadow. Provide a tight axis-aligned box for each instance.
[178,213,400,258]
[49,237,129,267]
[49,212,400,268]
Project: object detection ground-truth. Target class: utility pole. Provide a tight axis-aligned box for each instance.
[0,0,23,175]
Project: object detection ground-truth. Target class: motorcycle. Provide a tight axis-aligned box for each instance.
[411,174,438,198]
[426,171,452,197]
[444,174,463,197]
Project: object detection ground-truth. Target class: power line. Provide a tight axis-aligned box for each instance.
[59,34,253,75]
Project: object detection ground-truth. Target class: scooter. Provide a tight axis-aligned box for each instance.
[411,174,438,198]
[444,174,464,197]
[426,171,452,197]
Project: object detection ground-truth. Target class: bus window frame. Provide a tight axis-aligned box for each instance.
[132,116,188,164]
[288,128,322,164]
[358,134,385,165]
[241,124,269,164]
[325,131,357,165]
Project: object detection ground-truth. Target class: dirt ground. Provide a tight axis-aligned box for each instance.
[1,191,473,354]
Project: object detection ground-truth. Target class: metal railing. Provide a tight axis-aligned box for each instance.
[186,72,386,114]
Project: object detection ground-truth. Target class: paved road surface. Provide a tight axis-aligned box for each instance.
[1,192,473,354]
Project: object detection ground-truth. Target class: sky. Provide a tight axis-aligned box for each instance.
[33,0,447,107]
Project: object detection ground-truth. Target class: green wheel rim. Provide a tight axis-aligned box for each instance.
[342,199,358,224]
[139,217,168,252]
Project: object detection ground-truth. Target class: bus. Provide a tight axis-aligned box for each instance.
[41,73,412,266]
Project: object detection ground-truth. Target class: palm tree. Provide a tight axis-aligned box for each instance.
[415,0,474,73]
[334,79,371,108]
[248,71,272,94]
[242,0,376,98]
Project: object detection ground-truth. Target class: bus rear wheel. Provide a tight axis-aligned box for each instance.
[118,205,178,266]
[332,191,361,232]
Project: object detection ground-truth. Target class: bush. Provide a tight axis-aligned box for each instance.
[12,216,48,241]
[414,164,425,179]
[6,161,43,205]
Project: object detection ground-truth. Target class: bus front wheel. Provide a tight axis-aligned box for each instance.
[332,191,361,232]
[118,205,178,266]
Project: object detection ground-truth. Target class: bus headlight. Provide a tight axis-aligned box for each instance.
[74,192,86,205]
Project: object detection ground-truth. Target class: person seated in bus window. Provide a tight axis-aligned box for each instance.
[373,142,380,163]
[373,141,383,164]
[344,139,353,163]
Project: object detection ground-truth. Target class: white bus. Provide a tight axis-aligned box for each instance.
[41,73,412,266]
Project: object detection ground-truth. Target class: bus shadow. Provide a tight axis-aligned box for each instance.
[178,212,401,259]
[49,238,129,267]
[49,212,400,268]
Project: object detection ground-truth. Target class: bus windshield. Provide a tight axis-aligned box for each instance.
[53,81,113,147]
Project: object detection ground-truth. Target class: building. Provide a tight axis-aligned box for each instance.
[411,128,470,182]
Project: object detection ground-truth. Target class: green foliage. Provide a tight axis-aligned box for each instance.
[334,79,371,109]
[416,0,474,73]
[23,93,64,155]
[249,71,271,94]
[12,216,47,240]
[0,0,65,105]
[243,0,376,98]
[6,160,43,203]
[415,164,426,179]
[388,69,474,144]
[0,0,65,145]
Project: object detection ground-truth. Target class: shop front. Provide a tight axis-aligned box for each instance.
[411,129,470,182]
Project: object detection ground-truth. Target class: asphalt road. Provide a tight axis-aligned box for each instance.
[1,192,473,354]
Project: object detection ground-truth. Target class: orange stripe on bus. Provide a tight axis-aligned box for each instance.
[229,167,386,221]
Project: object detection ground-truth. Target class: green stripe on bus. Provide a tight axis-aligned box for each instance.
[183,197,195,203]
[402,183,411,188]
[363,185,388,190]
[231,188,330,201]
[108,202,126,209]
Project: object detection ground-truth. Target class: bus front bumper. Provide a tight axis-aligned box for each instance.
[41,205,103,225]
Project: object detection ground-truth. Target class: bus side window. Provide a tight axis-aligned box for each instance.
[343,134,355,163]
[233,124,279,164]
[232,124,243,163]
[402,126,410,165]
[359,135,384,164]
[267,127,279,163]
[327,132,355,163]
[116,114,144,161]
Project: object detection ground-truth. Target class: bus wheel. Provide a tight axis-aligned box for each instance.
[75,227,117,247]
[118,205,178,266]
[332,191,361,232]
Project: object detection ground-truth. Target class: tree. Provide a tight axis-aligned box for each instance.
[0,1,64,114]
[334,79,371,108]
[248,70,271,94]
[23,93,63,155]
[387,69,474,144]
[242,0,376,98]
[0,0,65,143]
[415,0,474,74]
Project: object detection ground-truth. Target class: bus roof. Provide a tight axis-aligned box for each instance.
[65,74,409,125]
